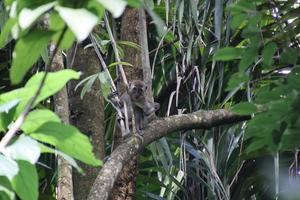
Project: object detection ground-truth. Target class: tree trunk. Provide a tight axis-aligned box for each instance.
[51,46,74,200]
[110,8,144,200]
[67,43,105,200]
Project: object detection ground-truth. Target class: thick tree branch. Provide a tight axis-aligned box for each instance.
[87,109,250,200]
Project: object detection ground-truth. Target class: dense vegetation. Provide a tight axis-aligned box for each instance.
[0,0,299,199]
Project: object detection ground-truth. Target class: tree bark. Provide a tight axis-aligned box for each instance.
[67,43,105,200]
[88,109,251,200]
[110,8,143,200]
[51,46,74,200]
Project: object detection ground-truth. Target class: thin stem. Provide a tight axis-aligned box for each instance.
[0,27,67,152]
[104,13,128,88]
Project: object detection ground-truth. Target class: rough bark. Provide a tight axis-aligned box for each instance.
[51,46,74,200]
[88,109,251,200]
[110,8,143,200]
[68,43,105,200]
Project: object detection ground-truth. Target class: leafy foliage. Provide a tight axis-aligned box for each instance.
[0,0,137,199]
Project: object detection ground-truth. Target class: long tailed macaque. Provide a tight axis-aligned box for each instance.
[109,80,159,136]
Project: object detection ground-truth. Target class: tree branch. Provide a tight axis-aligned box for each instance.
[87,109,250,200]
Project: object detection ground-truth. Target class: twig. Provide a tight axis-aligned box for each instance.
[104,13,128,88]
[89,34,127,135]
[0,27,67,152]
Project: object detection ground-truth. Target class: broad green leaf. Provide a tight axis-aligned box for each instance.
[40,144,83,173]
[246,139,266,154]
[0,155,18,181]
[0,18,16,48]
[29,122,101,166]
[288,67,300,89]
[0,70,79,117]
[231,102,257,114]
[231,13,247,29]
[262,42,277,67]
[12,161,38,200]
[10,30,54,84]
[21,109,60,133]
[19,2,56,29]
[214,47,244,61]
[3,135,40,164]
[0,176,15,200]
[55,6,98,41]
[226,72,248,91]
[98,71,112,100]
[281,48,298,65]
[96,0,127,18]
[21,70,79,115]
[49,12,75,50]
[0,99,20,113]
[238,47,258,71]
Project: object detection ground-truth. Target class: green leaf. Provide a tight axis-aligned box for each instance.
[21,109,60,133]
[55,6,98,41]
[231,13,247,29]
[214,47,244,61]
[238,47,258,71]
[49,12,75,50]
[0,70,79,118]
[20,70,79,115]
[19,2,56,29]
[4,135,40,164]
[288,67,300,89]
[262,42,277,67]
[127,0,141,7]
[226,72,248,91]
[29,122,101,166]
[98,71,112,100]
[0,18,16,48]
[96,0,127,18]
[0,176,15,200]
[231,102,257,114]
[10,30,54,84]
[12,161,38,200]
[40,144,83,173]
[108,61,133,68]
[246,139,266,154]
[0,155,18,181]
[0,99,20,113]
[281,48,298,65]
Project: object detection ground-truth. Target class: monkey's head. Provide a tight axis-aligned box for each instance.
[128,80,147,102]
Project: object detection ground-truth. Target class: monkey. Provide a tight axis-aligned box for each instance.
[109,80,159,136]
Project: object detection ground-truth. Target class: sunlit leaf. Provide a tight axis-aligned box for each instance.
[29,122,102,166]
[10,30,54,84]
[55,6,98,41]
[0,99,20,114]
[96,0,127,18]
[0,176,15,200]
[19,2,56,29]
[21,109,60,133]
[3,135,40,164]
[12,161,38,200]
[0,155,18,181]
[0,18,16,48]
[40,144,83,173]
